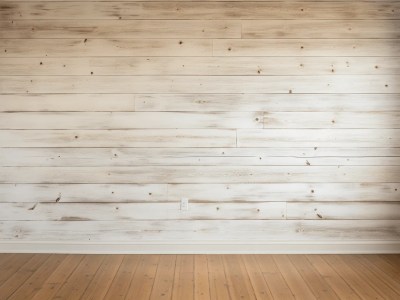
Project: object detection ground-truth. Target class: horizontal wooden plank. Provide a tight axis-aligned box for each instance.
[287,202,400,220]
[1,76,399,93]
[263,112,400,129]
[0,39,212,57]
[168,183,400,202]
[1,94,400,113]
[136,94,400,112]
[0,94,135,112]
[242,20,400,39]
[237,129,400,147]
[0,129,236,148]
[2,2,399,20]
[1,183,398,203]
[1,220,399,241]
[0,184,168,203]
[2,147,400,167]
[213,39,400,57]
[0,20,240,38]
[0,112,263,129]
[2,57,400,76]
[0,202,286,221]
[1,166,400,183]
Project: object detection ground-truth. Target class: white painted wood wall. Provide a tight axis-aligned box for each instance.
[0,0,399,253]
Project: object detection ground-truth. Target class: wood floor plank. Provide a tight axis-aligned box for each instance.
[124,255,160,300]
[194,255,210,300]
[255,255,295,300]
[340,254,400,299]
[272,255,316,300]
[241,255,273,300]
[31,254,85,300]
[149,255,177,300]
[323,255,384,300]
[8,254,66,300]
[0,254,50,299]
[52,254,105,299]
[289,255,339,300]
[305,255,360,300]
[79,254,124,300]
[207,255,231,300]
[103,255,141,300]
[172,255,194,300]
[0,254,34,287]
[222,254,257,300]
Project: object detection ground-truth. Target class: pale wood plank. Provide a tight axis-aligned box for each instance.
[1,220,397,242]
[135,93,400,112]
[213,39,400,57]
[2,75,399,93]
[0,20,241,39]
[0,202,286,221]
[149,255,177,300]
[0,111,262,129]
[306,255,360,300]
[2,147,400,167]
[2,166,400,184]
[0,39,212,57]
[103,255,141,300]
[287,202,400,220]
[194,255,210,300]
[31,254,85,300]
[2,56,400,76]
[0,129,236,148]
[124,255,160,300]
[2,2,399,20]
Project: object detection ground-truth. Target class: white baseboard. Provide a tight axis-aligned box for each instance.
[1,240,399,254]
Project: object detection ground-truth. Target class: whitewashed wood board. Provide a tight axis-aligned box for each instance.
[287,202,400,220]
[1,148,400,167]
[1,166,399,183]
[1,75,399,93]
[0,112,263,129]
[0,202,287,221]
[1,220,399,242]
[2,57,400,76]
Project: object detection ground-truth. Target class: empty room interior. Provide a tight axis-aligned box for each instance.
[0,0,400,299]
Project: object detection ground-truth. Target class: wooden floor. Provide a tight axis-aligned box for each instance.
[0,254,399,299]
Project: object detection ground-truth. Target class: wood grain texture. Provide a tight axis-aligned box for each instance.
[0,0,399,247]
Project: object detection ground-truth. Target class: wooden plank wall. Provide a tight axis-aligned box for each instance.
[0,0,400,248]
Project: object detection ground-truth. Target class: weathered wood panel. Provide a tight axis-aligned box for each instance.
[0,202,287,221]
[135,94,400,112]
[1,220,399,242]
[0,20,241,38]
[0,39,213,57]
[2,2,399,20]
[3,57,400,76]
[287,202,400,220]
[0,112,263,129]
[1,75,399,93]
[0,0,398,248]
[1,166,399,183]
[0,130,236,148]
[1,148,400,167]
